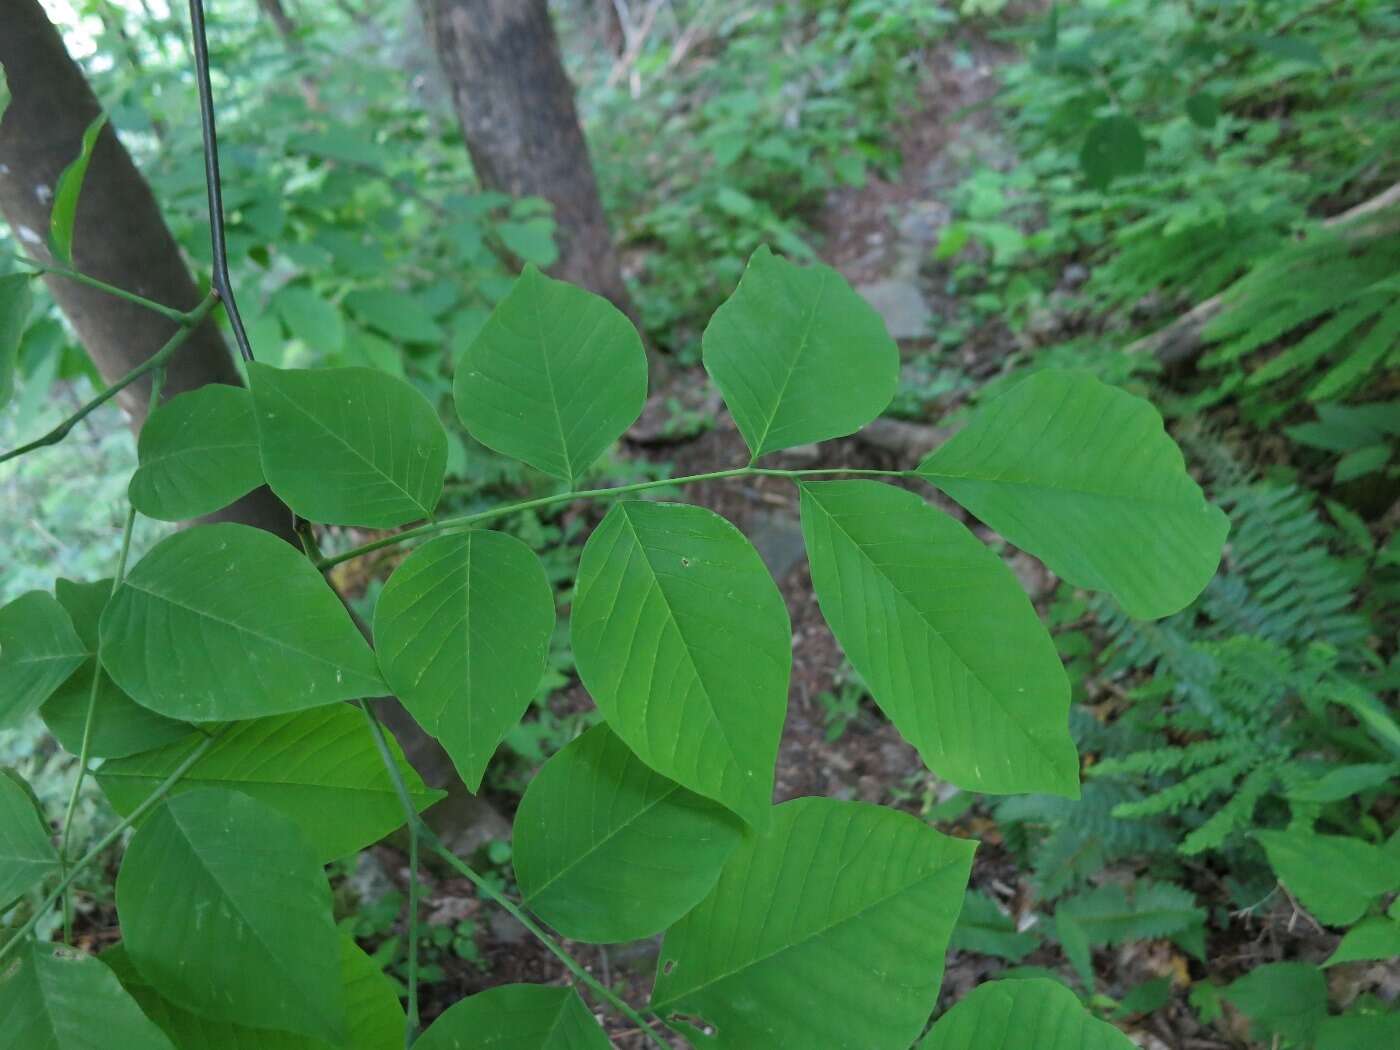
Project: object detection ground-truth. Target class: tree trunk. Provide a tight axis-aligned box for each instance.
[416,0,638,322]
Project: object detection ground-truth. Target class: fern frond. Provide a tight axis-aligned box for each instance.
[1180,763,1277,855]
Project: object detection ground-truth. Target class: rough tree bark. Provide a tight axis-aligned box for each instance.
[0,0,475,801]
[416,0,639,322]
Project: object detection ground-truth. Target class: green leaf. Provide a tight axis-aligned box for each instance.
[799,480,1079,797]
[917,978,1136,1050]
[513,724,744,943]
[701,245,899,459]
[1054,881,1205,986]
[344,288,443,344]
[0,771,58,908]
[1079,115,1145,190]
[1185,92,1220,129]
[274,285,346,354]
[0,590,86,728]
[572,501,790,829]
[453,264,647,486]
[1325,917,1400,967]
[497,218,559,268]
[117,789,345,1043]
[99,524,383,721]
[1256,829,1398,926]
[374,531,555,791]
[415,984,611,1050]
[49,113,107,264]
[1334,443,1391,483]
[97,705,442,862]
[41,579,190,759]
[1316,1012,1400,1050]
[1286,763,1397,803]
[249,363,447,527]
[948,890,1041,962]
[653,797,975,1050]
[0,941,176,1050]
[1222,963,1327,1047]
[0,272,33,410]
[128,385,265,522]
[918,370,1228,619]
[103,936,403,1050]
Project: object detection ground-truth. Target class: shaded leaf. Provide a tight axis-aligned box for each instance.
[128,385,265,522]
[572,501,790,828]
[918,978,1135,1050]
[0,590,86,729]
[100,524,383,721]
[1054,881,1206,987]
[0,771,58,908]
[345,288,443,344]
[1256,829,1398,926]
[918,370,1228,619]
[415,984,610,1050]
[800,480,1079,797]
[50,113,107,264]
[948,890,1040,962]
[454,264,647,486]
[514,724,743,943]
[117,789,345,1043]
[653,797,975,1050]
[249,363,446,527]
[1325,917,1400,967]
[701,245,899,459]
[1185,92,1220,129]
[97,705,442,862]
[275,285,346,354]
[1222,963,1327,1047]
[374,531,555,791]
[0,272,32,410]
[1080,115,1146,190]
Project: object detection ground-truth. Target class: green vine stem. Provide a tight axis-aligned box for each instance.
[12,256,192,325]
[355,702,675,1050]
[0,291,219,465]
[317,466,913,570]
[0,729,224,965]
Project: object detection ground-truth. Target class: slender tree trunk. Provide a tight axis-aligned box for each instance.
[416,0,638,323]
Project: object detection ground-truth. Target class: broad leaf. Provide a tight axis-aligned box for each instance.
[653,797,975,1049]
[345,287,443,344]
[274,285,346,354]
[514,724,743,943]
[1317,1013,1400,1050]
[1256,829,1398,926]
[1325,917,1400,967]
[1079,115,1145,189]
[918,370,1229,619]
[0,272,32,411]
[41,579,190,760]
[572,501,790,828]
[0,941,176,1050]
[0,771,58,908]
[415,984,611,1050]
[799,480,1079,797]
[50,112,107,263]
[97,705,443,862]
[128,386,264,521]
[454,263,647,486]
[918,978,1135,1050]
[100,524,383,721]
[103,936,403,1050]
[1222,963,1327,1048]
[374,531,555,791]
[248,363,445,527]
[948,890,1040,962]
[0,590,86,728]
[117,789,345,1043]
[701,245,899,459]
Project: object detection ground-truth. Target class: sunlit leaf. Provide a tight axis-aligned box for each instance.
[0,590,86,729]
[415,984,610,1050]
[572,501,790,828]
[918,978,1136,1049]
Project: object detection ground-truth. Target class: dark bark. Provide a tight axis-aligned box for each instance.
[416,0,638,323]
[256,0,300,42]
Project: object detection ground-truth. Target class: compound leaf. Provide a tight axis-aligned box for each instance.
[572,501,790,829]
[0,590,86,729]
[103,936,403,1050]
[415,984,611,1050]
[128,386,264,522]
[453,264,647,486]
[948,890,1041,963]
[652,797,975,1050]
[918,370,1228,620]
[514,724,744,943]
[918,978,1135,1050]
[0,940,175,1050]
[99,524,383,721]
[117,789,345,1043]
[799,480,1079,798]
[249,363,446,528]
[40,579,191,759]
[0,771,58,908]
[374,531,555,792]
[97,705,443,862]
[702,245,899,459]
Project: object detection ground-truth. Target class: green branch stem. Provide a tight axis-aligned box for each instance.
[0,729,223,965]
[14,255,192,325]
[0,292,219,466]
[318,466,912,570]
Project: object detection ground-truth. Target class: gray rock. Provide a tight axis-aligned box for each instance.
[748,511,807,581]
[855,278,932,340]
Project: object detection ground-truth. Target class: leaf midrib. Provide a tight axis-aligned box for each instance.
[750,266,829,457]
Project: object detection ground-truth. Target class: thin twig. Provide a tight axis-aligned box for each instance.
[0,293,219,466]
[187,0,254,363]
[12,256,189,324]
